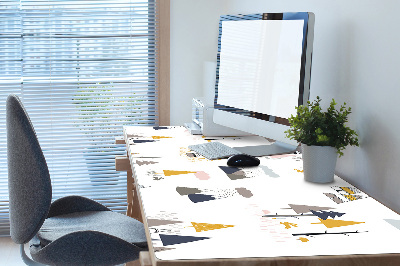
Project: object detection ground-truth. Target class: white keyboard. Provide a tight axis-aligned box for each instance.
[188,142,242,160]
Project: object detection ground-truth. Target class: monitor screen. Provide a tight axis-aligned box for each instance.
[218,19,304,118]
[213,13,315,156]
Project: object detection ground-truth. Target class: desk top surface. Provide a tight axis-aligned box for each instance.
[124,126,400,261]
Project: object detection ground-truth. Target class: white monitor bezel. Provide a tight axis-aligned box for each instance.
[213,12,315,151]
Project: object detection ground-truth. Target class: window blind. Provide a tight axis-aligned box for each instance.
[0,0,159,236]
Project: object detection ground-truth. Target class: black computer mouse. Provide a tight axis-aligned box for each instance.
[227,154,260,167]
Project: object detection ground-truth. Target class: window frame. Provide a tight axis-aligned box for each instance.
[157,0,170,126]
[0,0,170,237]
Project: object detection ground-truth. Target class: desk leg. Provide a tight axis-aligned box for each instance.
[126,169,134,217]
[115,155,143,222]
[124,258,140,266]
[127,169,143,223]
[139,252,152,266]
[125,252,151,266]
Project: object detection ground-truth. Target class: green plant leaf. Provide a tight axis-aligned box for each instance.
[285,97,359,157]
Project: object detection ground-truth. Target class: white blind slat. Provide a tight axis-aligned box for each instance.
[0,0,159,236]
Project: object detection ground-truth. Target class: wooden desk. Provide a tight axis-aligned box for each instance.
[121,126,400,266]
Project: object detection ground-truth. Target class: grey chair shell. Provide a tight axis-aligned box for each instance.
[7,94,147,265]
[7,94,52,245]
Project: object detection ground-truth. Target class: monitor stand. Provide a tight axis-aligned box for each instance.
[233,141,298,157]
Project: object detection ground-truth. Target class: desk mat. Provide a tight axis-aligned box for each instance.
[125,126,400,260]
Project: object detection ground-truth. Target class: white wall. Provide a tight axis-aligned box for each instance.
[170,0,227,125]
[170,0,400,213]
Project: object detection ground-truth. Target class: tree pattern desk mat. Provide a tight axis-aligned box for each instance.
[124,126,400,260]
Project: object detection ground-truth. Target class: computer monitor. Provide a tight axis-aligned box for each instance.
[213,12,315,156]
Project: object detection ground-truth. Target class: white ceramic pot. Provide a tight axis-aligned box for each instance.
[302,144,338,183]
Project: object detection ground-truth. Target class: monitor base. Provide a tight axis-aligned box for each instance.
[233,141,298,157]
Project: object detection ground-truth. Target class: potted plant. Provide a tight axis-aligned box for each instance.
[73,83,135,186]
[285,96,359,183]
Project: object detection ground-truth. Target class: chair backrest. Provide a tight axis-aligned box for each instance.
[7,94,52,244]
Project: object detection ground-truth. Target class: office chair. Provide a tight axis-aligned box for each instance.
[6,94,148,265]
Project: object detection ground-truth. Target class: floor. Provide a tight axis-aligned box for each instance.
[0,237,26,266]
[0,236,141,266]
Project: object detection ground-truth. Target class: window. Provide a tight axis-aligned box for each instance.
[0,0,169,236]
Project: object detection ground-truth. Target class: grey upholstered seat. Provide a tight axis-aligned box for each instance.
[7,94,147,265]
